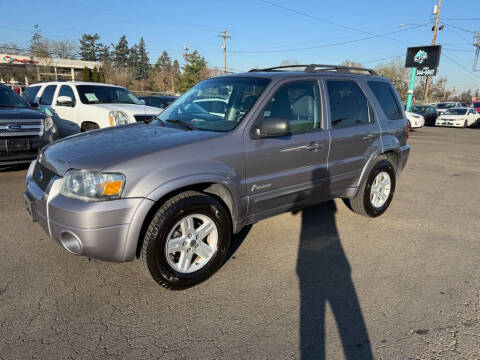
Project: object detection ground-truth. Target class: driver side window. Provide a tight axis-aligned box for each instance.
[262,81,321,134]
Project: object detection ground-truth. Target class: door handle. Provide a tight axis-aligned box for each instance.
[305,142,324,151]
[362,133,375,141]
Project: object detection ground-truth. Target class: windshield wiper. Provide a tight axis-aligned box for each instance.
[164,119,197,131]
[0,104,16,107]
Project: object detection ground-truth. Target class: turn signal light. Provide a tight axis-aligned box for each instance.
[102,180,124,196]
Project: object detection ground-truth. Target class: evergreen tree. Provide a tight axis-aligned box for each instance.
[127,44,139,76]
[179,50,207,93]
[79,33,100,61]
[155,51,171,72]
[137,37,151,79]
[29,24,49,57]
[92,67,100,82]
[98,69,105,83]
[172,59,181,92]
[112,35,129,68]
[82,67,91,81]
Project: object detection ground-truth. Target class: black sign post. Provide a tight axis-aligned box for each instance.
[405,45,442,110]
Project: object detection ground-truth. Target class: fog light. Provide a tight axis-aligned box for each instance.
[60,231,83,254]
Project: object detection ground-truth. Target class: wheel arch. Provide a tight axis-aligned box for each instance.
[135,180,240,258]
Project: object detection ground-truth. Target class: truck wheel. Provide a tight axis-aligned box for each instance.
[140,191,231,290]
[347,156,396,218]
[81,122,99,132]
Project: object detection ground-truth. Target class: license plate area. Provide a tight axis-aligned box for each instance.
[6,139,30,152]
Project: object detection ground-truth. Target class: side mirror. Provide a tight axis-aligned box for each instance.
[253,117,290,138]
[56,96,75,107]
[30,102,39,109]
[139,99,146,105]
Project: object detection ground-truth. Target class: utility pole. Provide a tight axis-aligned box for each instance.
[424,0,442,103]
[218,30,231,74]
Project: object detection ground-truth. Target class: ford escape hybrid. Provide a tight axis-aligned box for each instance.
[24,64,410,289]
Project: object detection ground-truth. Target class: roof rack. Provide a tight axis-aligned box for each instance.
[248,64,377,76]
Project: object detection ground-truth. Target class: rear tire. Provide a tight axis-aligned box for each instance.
[347,156,396,218]
[140,191,232,290]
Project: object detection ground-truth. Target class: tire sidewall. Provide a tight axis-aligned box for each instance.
[147,196,231,288]
[363,160,396,217]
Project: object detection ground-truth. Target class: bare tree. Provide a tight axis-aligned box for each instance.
[52,40,78,59]
[374,58,410,102]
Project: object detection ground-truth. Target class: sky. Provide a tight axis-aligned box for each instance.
[1,0,479,92]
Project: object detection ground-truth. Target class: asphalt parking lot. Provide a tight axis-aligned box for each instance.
[0,127,479,360]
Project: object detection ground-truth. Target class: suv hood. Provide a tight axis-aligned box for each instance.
[41,123,221,175]
[88,103,161,115]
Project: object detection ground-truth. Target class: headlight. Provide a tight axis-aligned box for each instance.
[108,111,129,126]
[44,116,54,132]
[61,169,125,201]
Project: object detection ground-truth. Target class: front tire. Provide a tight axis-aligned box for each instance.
[347,156,396,218]
[140,191,231,290]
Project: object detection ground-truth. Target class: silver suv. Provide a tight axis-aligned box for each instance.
[24,64,410,289]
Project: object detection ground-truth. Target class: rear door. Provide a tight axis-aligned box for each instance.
[324,79,381,194]
[245,79,329,219]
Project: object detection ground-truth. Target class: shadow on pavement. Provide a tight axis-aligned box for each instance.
[296,200,374,360]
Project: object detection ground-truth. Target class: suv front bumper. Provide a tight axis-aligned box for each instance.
[0,128,57,165]
[24,160,154,262]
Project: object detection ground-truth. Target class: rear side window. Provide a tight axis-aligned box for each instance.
[327,80,369,129]
[23,86,40,103]
[58,85,76,105]
[368,81,403,120]
[40,85,57,105]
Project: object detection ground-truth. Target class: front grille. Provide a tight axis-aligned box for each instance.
[33,161,57,192]
[0,118,44,137]
[134,114,156,123]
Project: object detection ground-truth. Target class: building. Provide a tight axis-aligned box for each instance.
[0,53,102,87]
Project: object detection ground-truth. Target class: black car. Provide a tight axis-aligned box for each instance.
[138,95,178,110]
[410,105,438,126]
[0,84,58,165]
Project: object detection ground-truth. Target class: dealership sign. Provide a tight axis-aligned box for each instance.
[405,45,441,76]
[0,54,39,65]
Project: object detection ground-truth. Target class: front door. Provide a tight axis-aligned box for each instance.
[52,85,78,125]
[245,80,329,219]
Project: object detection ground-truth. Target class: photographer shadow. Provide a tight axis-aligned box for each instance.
[296,169,373,359]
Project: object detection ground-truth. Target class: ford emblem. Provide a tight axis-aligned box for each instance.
[7,124,22,131]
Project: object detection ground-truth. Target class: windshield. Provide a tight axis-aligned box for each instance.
[0,86,29,108]
[444,108,467,115]
[156,77,270,132]
[410,106,426,113]
[436,103,456,109]
[77,85,142,105]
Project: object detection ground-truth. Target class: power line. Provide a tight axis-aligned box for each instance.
[227,23,428,54]
[442,22,475,34]
[217,30,231,74]
[442,17,480,21]
[442,52,480,79]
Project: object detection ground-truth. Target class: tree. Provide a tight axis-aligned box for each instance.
[52,40,78,59]
[0,42,26,55]
[112,35,129,68]
[137,37,151,79]
[179,50,208,93]
[92,67,100,82]
[82,67,91,81]
[172,59,181,92]
[127,44,139,75]
[29,25,50,57]
[79,33,100,61]
[155,51,171,71]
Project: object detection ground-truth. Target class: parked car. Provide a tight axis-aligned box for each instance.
[434,102,462,115]
[405,111,425,129]
[138,95,178,110]
[473,101,480,114]
[0,84,57,165]
[23,81,162,131]
[435,107,480,128]
[409,105,438,126]
[25,64,409,289]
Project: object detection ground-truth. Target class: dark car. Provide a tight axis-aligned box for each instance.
[0,84,58,165]
[138,95,178,110]
[410,105,438,126]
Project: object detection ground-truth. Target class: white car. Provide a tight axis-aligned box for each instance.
[434,102,462,115]
[24,81,161,131]
[435,107,480,128]
[405,111,425,129]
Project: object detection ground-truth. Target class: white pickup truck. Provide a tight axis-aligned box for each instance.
[23,81,161,132]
